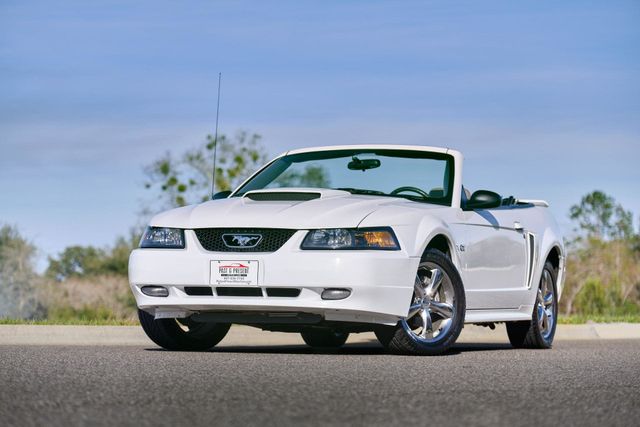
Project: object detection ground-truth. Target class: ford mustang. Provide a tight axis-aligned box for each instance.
[129,145,565,355]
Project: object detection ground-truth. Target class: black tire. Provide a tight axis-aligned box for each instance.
[506,261,558,349]
[382,249,466,356]
[301,328,349,348]
[138,309,231,351]
[374,326,394,348]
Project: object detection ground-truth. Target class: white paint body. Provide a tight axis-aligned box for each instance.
[129,145,565,325]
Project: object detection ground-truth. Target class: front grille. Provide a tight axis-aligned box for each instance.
[194,228,297,252]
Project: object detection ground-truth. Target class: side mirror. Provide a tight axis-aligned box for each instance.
[212,190,232,200]
[464,190,502,210]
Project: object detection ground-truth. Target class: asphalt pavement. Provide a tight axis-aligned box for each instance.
[1,338,639,427]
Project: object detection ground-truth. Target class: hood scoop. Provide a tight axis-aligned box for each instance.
[243,188,350,202]
[245,191,320,202]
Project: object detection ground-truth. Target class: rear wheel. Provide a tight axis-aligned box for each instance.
[138,309,231,351]
[379,249,465,355]
[506,261,558,349]
[301,328,349,348]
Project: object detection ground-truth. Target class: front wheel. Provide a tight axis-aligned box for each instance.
[378,249,465,355]
[301,329,349,348]
[506,261,558,349]
[138,309,231,351]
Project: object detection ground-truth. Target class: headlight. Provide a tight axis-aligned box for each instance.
[301,227,400,250]
[139,227,185,249]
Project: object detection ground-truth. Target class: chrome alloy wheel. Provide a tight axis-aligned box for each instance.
[537,268,556,340]
[401,263,456,343]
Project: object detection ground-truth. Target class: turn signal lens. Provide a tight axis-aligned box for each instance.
[358,230,398,249]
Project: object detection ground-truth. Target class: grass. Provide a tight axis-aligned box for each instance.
[0,318,139,326]
[558,314,640,324]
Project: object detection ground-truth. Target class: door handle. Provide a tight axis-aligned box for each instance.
[514,221,524,231]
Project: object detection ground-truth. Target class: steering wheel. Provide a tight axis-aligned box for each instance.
[390,186,430,199]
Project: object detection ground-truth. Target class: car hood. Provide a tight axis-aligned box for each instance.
[150,188,442,229]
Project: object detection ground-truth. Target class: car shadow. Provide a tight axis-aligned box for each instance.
[144,339,513,356]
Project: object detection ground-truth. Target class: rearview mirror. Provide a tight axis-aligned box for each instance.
[348,157,381,171]
[212,190,232,200]
[464,190,502,210]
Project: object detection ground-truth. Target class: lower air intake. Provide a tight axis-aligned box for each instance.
[265,288,301,297]
[184,286,213,296]
[216,287,264,297]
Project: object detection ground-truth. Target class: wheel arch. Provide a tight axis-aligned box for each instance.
[545,245,562,271]
[417,231,464,278]
[542,244,565,300]
[422,233,454,259]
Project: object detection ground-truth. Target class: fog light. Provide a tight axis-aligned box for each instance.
[141,286,169,297]
[321,288,351,300]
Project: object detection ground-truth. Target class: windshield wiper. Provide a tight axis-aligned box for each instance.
[335,187,434,203]
[335,187,386,196]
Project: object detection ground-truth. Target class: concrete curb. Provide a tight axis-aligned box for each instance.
[1,323,639,346]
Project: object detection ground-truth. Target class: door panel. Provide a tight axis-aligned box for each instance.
[452,209,528,309]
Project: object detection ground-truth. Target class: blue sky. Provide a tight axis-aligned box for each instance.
[1,0,639,269]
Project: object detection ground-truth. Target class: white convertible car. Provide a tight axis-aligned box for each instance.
[129,145,565,355]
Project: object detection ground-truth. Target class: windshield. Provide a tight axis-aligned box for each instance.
[234,149,455,205]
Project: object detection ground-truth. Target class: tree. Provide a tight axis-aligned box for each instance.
[46,229,142,281]
[562,191,640,317]
[569,191,614,240]
[144,131,268,208]
[100,232,141,276]
[612,205,634,241]
[0,225,43,319]
[46,246,107,280]
[569,190,634,241]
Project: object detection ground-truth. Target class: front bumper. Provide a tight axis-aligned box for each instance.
[129,230,417,325]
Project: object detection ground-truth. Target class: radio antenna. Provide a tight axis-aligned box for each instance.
[211,72,222,198]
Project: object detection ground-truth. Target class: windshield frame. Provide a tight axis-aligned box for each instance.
[232,148,456,207]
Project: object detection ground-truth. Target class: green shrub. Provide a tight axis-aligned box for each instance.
[574,279,608,315]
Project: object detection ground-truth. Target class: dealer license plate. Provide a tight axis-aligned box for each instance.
[210,260,259,286]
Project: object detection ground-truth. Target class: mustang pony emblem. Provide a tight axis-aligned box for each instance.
[222,234,263,248]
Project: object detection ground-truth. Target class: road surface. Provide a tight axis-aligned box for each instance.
[1,337,639,426]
